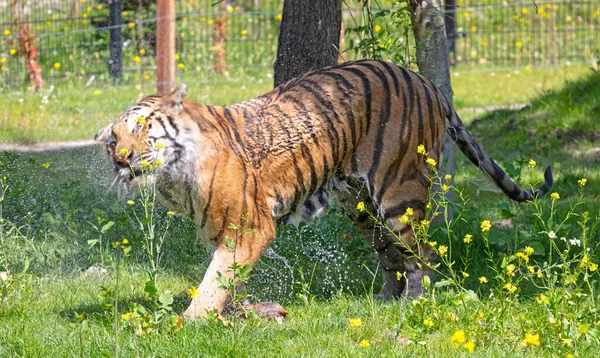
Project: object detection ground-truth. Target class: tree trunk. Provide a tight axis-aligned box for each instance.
[409,0,455,219]
[274,0,342,86]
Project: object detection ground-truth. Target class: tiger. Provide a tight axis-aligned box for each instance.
[95,59,552,319]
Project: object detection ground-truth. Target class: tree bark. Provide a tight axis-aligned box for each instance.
[274,0,342,86]
[409,0,455,219]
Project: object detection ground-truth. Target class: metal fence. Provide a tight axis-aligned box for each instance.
[448,0,599,68]
[1,0,598,88]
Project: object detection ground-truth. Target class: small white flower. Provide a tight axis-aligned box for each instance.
[569,238,581,246]
[560,237,566,242]
[548,231,556,239]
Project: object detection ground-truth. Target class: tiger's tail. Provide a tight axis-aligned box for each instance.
[445,109,552,202]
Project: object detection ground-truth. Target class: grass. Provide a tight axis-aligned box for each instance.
[1,69,599,356]
[0,64,591,144]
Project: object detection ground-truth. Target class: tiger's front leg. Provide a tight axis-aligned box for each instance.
[183,226,275,320]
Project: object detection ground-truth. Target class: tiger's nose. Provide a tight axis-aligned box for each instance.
[114,148,133,167]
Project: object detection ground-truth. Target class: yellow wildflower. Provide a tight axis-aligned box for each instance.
[275,14,282,21]
[97,5,103,10]
[580,255,589,269]
[463,341,475,353]
[128,22,135,29]
[137,117,146,125]
[522,8,528,14]
[121,312,134,320]
[503,282,517,293]
[3,29,10,36]
[240,29,247,36]
[444,174,452,181]
[521,332,540,347]
[139,48,146,55]
[480,220,491,232]
[9,49,16,55]
[396,271,402,281]
[359,340,370,347]
[589,263,598,272]
[54,62,61,69]
[167,211,175,216]
[527,266,535,273]
[516,41,523,48]
[127,200,135,205]
[524,246,534,256]
[42,162,51,169]
[463,234,472,244]
[417,144,426,155]
[442,184,449,193]
[177,63,185,69]
[118,148,129,156]
[423,317,434,327]
[528,159,536,168]
[122,238,129,245]
[349,318,363,329]
[188,286,199,299]
[537,270,543,278]
[141,160,151,168]
[551,192,560,200]
[426,158,437,167]
[479,276,488,284]
[578,178,587,186]
[506,264,516,276]
[374,25,382,33]
[0,57,5,63]
[515,252,529,263]
[399,215,409,224]
[450,330,466,347]
[428,241,437,247]
[227,6,234,13]
[438,245,448,256]
[535,293,549,305]
[356,202,365,212]
[133,56,141,63]
[153,159,164,167]
[462,272,470,278]
[155,142,164,149]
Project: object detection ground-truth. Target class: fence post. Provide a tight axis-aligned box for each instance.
[108,0,123,80]
[156,0,176,95]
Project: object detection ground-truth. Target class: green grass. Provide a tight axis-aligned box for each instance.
[1,69,599,356]
[0,64,591,144]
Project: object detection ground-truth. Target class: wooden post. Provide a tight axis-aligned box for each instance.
[156,0,176,95]
[108,0,123,80]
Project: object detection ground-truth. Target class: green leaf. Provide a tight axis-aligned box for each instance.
[578,323,590,335]
[144,280,158,298]
[87,239,98,247]
[528,241,547,256]
[100,221,114,234]
[434,279,453,288]
[159,290,174,308]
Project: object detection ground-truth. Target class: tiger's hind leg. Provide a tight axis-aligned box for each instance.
[334,181,433,298]
[334,183,430,298]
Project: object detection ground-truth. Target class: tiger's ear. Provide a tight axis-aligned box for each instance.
[94,124,112,142]
[164,84,187,113]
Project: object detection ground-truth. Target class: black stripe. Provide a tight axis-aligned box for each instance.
[383,200,426,220]
[200,164,219,228]
[360,63,392,195]
[339,67,372,133]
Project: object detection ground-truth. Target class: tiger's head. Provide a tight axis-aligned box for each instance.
[95,84,189,189]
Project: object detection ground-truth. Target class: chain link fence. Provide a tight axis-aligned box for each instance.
[1,0,598,88]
